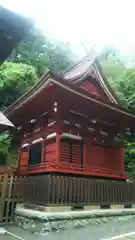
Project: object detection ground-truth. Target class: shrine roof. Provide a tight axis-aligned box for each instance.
[64,55,118,104]
[0,7,32,64]
[0,112,14,131]
[4,56,119,116]
[4,71,135,129]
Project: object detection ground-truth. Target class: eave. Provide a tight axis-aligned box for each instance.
[4,73,135,130]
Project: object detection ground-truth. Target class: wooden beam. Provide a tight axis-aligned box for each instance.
[56,132,60,165]
[62,109,120,136]
[58,90,133,129]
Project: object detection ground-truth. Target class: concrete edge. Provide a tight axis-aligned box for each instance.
[15,204,135,221]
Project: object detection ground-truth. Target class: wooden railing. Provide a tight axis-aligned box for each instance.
[23,174,135,206]
[0,173,133,221]
[18,160,56,175]
[57,161,125,177]
[18,161,126,179]
[0,173,25,222]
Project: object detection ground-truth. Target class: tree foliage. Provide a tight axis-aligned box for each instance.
[0,133,11,165]
[0,26,75,165]
[9,27,75,76]
[99,46,135,176]
[0,61,37,109]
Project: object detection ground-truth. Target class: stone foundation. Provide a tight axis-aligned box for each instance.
[15,204,135,234]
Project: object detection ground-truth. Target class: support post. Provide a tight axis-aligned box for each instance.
[56,132,60,166]
[120,146,125,175]
[41,140,45,164]
[83,138,88,170]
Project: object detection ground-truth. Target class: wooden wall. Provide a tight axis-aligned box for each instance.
[86,144,124,176]
[60,139,82,164]
[23,174,134,207]
[46,139,56,163]
[18,129,125,179]
[78,78,107,100]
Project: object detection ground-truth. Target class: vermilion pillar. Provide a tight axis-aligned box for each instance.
[83,138,88,170]
[119,146,125,175]
[56,132,60,165]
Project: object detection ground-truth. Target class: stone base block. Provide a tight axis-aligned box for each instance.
[44,206,71,212]
[24,203,71,212]
[15,204,135,234]
[111,205,124,209]
[84,205,100,210]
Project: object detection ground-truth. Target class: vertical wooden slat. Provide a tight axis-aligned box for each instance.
[77,178,80,204]
[11,175,17,220]
[56,133,60,165]
[87,178,90,204]
[17,174,135,208]
[0,174,8,222]
[65,176,68,204]
[47,174,51,204]
[5,175,13,222]
[52,176,55,204]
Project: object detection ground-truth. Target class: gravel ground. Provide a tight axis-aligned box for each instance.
[1,217,135,240]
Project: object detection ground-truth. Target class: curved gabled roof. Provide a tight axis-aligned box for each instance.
[4,73,135,130]
[64,55,119,104]
[4,57,122,117]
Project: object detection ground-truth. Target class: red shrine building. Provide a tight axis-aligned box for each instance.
[5,57,135,180]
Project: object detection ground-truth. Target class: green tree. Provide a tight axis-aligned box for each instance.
[118,68,135,177]
[99,51,135,176]
[0,61,37,163]
[99,53,128,107]
[124,141,135,176]
[0,61,37,109]
[0,133,11,165]
[0,27,76,164]
[9,27,75,76]
[121,68,135,110]
[100,55,125,83]
[98,45,119,60]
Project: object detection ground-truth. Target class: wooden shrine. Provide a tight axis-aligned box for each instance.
[5,56,135,181]
[2,8,135,207]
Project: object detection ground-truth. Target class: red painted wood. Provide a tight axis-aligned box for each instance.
[19,134,125,179]
[60,141,70,162]
[18,116,125,180]
[86,143,125,177]
[56,133,60,164]
[60,139,82,166]
[46,140,56,163]
[19,147,29,168]
[120,148,125,174]
[18,164,126,179]
[78,80,107,100]
[41,141,44,163]
[79,81,100,96]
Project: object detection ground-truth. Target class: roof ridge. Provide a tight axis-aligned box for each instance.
[64,47,95,76]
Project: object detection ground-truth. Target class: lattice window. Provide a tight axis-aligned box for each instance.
[29,143,42,165]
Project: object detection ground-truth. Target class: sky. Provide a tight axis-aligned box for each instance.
[2,0,135,55]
